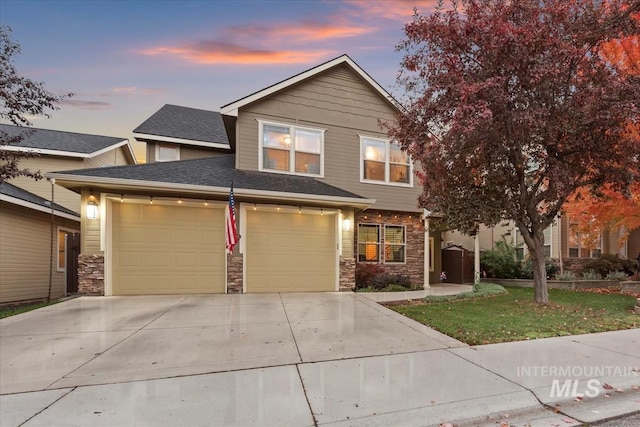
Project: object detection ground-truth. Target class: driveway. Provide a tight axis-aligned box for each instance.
[0,293,463,395]
[2,293,638,426]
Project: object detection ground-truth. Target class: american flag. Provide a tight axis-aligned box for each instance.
[225,182,239,254]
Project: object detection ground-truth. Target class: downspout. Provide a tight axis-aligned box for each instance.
[47,178,55,303]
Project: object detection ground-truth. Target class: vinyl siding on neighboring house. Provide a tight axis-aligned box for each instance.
[235,64,423,212]
[83,146,129,169]
[8,156,84,213]
[0,202,78,303]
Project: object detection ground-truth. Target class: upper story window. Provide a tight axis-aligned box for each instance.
[156,143,180,162]
[258,120,324,177]
[360,136,412,187]
[568,224,601,258]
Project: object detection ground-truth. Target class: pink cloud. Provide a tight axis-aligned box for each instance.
[343,0,440,21]
[141,41,335,65]
[224,20,373,42]
[60,99,111,110]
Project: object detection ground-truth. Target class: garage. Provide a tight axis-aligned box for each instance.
[245,209,337,292]
[112,202,226,295]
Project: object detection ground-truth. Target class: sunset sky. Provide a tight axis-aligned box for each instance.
[1,0,439,161]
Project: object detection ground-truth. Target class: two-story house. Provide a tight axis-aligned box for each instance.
[0,125,136,304]
[46,55,440,295]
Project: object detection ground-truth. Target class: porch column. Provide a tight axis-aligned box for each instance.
[474,232,480,284]
[423,209,431,289]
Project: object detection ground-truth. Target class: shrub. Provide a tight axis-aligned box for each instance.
[605,271,629,281]
[371,273,412,290]
[519,258,560,279]
[557,271,577,281]
[480,240,521,279]
[584,254,638,277]
[355,264,385,289]
[382,284,413,292]
[581,270,602,280]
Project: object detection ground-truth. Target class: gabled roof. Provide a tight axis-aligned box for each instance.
[0,182,80,221]
[0,124,136,162]
[46,155,374,208]
[133,104,230,149]
[220,54,398,117]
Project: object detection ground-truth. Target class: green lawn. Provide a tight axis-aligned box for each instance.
[0,301,59,319]
[390,286,639,345]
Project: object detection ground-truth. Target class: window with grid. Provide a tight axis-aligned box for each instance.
[384,225,405,263]
[357,224,380,262]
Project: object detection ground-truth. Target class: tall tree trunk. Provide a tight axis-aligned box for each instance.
[529,239,549,304]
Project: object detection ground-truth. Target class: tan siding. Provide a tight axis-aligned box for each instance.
[0,202,78,303]
[341,208,354,259]
[9,156,83,213]
[235,64,422,212]
[81,191,102,254]
[146,142,156,163]
[180,145,230,160]
[83,146,131,169]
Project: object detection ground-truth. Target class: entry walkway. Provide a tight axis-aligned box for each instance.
[1,293,638,426]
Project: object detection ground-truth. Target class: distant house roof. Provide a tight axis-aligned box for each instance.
[46,155,373,208]
[133,104,230,149]
[0,124,136,162]
[220,54,398,117]
[0,182,80,220]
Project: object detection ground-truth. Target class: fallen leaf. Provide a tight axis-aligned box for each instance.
[603,383,614,390]
[574,396,583,402]
[604,393,612,398]
[563,418,575,423]
[616,388,623,393]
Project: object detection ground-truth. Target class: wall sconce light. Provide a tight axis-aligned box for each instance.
[86,196,98,219]
[343,217,352,231]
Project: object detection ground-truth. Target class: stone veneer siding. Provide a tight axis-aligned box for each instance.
[78,254,104,295]
[339,258,356,291]
[227,253,243,293]
[355,210,426,286]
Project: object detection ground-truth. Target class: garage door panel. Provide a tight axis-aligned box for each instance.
[246,210,336,293]
[112,203,225,295]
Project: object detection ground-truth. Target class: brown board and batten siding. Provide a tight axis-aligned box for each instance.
[235,63,423,212]
[8,156,84,213]
[0,202,77,303]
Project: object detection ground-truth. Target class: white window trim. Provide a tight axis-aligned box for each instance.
[567,224,603,258]
[384,224,406,264]
[257,119,325,178]
[357,223,381,263]
[359,135,413,187]
[155,143,180,162]
[57,226,79,272]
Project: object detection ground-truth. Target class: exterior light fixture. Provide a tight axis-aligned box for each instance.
[298,206,302,214]
[343,217,352,231]
[120,194,124,203]
[253,204,257,211]
[178,199,182,204]
[150,196,153,204]
[86,195,98,219]
[320,208,324,216]
[204,200,208,206]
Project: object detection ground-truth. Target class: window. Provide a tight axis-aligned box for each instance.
[568,225,601,258]
[57,228,78,272]
[513,225,552,259]
[259,120,323,176]
[543,227,552,258]
[357,224,380,262]
[156,143,180,162]
[384,225,406,263]
[361,136,412,186]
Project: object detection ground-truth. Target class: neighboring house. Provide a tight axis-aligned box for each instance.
[0,125,136,304]
[47,54,440,296]
[443,218,640,265]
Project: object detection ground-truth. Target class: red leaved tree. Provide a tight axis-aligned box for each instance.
[388,0,640,303]
[563,9,640,250]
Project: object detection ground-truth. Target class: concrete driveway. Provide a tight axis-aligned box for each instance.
[2,293,639,426]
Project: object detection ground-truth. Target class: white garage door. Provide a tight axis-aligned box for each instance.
[112,203,226,295]
[246,210,337,292]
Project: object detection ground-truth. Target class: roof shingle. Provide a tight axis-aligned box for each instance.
[0,182,80,217]
[133,104,229,146]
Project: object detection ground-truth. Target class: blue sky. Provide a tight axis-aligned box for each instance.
[1,0,438,160]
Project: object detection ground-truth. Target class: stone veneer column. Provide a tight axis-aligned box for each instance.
[227,253,244,293]
[77,254,104,295]
[339,258,356,291]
